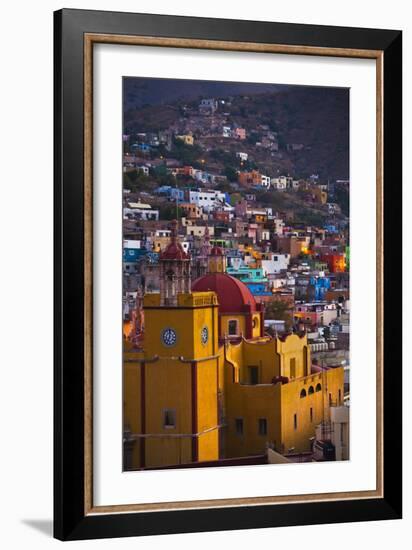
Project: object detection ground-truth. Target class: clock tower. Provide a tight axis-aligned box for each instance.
[123,224,222,469]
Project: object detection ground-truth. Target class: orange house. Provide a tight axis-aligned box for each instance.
[321,253,346,273]
[238,170,261,186]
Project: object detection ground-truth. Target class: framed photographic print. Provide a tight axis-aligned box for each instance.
[54,8,402,541]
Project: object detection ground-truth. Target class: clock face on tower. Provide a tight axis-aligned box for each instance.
[201,326,209,345]
[162,328,177,347]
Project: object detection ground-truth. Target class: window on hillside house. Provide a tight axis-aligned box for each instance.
[258,418,267,436]
[163,409,176,428]
[310,407,313,422]
[293,413,298,430]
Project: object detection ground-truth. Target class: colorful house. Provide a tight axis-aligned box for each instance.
[238,170,261,187]
[176,133,194,146]
[321,253,346,273]
[309,275,331,301]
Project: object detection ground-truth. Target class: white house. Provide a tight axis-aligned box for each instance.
[124,201,159,221]
[261,174,271,188]
[155,229,171,238]
[189,189,226,212]
[236,152,248,161]
[199,98,218,113]
[185,225,215,238]
[123,239,141,249]
[261,253,290,275]
[136,164,150,176]
[222,126,231,138]
[272,217,285,236]
[271,175,293,190]
[271,177,287,190]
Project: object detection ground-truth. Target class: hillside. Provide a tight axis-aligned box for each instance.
[123,79,349,182]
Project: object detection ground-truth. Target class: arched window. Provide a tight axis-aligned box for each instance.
[315,383,322,392]
[308,386,314,395]
[300,389,307,398]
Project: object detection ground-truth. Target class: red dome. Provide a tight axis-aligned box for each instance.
[192,273,256,313]
[160,241,190,260]
[160,219,190,260]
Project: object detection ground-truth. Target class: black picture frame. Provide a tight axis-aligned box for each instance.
[54,8,402,541]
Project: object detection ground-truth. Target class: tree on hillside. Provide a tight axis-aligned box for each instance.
[224,166,238,182]
[334,185,349,216]
[264,300,293,330]
[158,203,183,220]
[123,170,155,193]
[171,139,203,165]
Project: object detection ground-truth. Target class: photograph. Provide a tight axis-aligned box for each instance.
[50,6,401,541]
[0,0,406,545]
[122,77,350,471]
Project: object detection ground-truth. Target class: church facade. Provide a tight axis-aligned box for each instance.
[123,224,344,470]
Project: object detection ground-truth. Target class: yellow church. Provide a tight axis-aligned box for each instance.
[123,222,344,470]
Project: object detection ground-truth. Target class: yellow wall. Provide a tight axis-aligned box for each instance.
[143,292,218,360]
[226,334,309,385]
[279,367,344,453]
[240,339,280,384]
[124,291,221,469]
[277,335,311,379]
[252,313,261,338]
[196,358,220,461]
[123,349,143,468]
[225,383,282,458]
[279,374,325,453]
[208,256,226,273]
[221,314,245,339]
[223,366,344,457]
[221,333,343,458]
[145,357,193,468]
[124,291,345,468]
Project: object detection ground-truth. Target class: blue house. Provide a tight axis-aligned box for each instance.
[123,247,149,263]
[156,185,173,195]
[309,275,331,301]
[170,188,184,201]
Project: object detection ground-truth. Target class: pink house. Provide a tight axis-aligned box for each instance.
[234,127,246,140]
[247,223,258,243]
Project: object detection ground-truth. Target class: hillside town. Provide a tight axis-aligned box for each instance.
[123,86,350,470]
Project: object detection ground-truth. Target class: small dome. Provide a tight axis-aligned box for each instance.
[160,242,190,260]
[210,245,224,256]
[192,273,256,313]
[160,219,190,260]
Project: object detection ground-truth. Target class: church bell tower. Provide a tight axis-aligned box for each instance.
[208,244,227,274]
[159,220,191,306]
